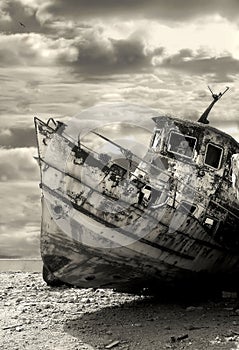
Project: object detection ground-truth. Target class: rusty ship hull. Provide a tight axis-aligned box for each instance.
[35,113,239,294]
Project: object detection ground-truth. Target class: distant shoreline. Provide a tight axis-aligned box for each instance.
[0,259,42,272]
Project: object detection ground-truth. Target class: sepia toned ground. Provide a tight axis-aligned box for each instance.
[0,272,239,350]
[1,272,239,350]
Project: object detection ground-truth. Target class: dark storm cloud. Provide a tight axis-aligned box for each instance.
[160,50,239,82]
[62,31,239,81]
[58,34,154,75]
[0,0,43,34]
[0,127,36,148]
[0,0,87,37]
[0,26,163,76]
[38,0,239,22]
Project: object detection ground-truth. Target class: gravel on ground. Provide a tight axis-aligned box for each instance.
[1,272,239,350]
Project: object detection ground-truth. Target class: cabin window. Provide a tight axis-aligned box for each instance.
[151,130,161,149]
[204,143,223,169]
[167,131,197,158]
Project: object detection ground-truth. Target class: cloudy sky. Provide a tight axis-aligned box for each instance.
[1,0,239,258]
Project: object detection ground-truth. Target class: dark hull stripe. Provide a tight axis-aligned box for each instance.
[42,183,197,261]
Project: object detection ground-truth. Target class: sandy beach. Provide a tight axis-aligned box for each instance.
[1,270,239,350]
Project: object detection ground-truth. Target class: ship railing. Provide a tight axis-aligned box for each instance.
[36,117,198,195]
[66,139,202,215]
[79,134,239,220]
[36,117,239,221]
[77,140,171,188]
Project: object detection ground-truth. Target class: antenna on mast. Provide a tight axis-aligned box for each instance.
[198,86,229,124]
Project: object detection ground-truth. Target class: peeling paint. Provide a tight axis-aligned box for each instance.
[34,114,239,293]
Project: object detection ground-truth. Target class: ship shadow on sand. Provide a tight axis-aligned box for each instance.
[64,292,236,350]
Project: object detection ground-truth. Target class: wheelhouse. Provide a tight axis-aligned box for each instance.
[150,115,239,175]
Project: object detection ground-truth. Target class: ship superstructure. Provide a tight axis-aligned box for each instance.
[35,89,239,294]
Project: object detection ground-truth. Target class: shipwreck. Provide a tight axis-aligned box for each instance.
[35,87,239,295]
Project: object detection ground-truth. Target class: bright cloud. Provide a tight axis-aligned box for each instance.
[0,147,38,181]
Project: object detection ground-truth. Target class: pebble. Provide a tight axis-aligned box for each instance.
[80,298,91,303]
[16,297,24,303]
[131,323,142,327]
[186,306,203,311]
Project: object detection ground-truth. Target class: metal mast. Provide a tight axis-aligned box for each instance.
[198,86,229,124]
